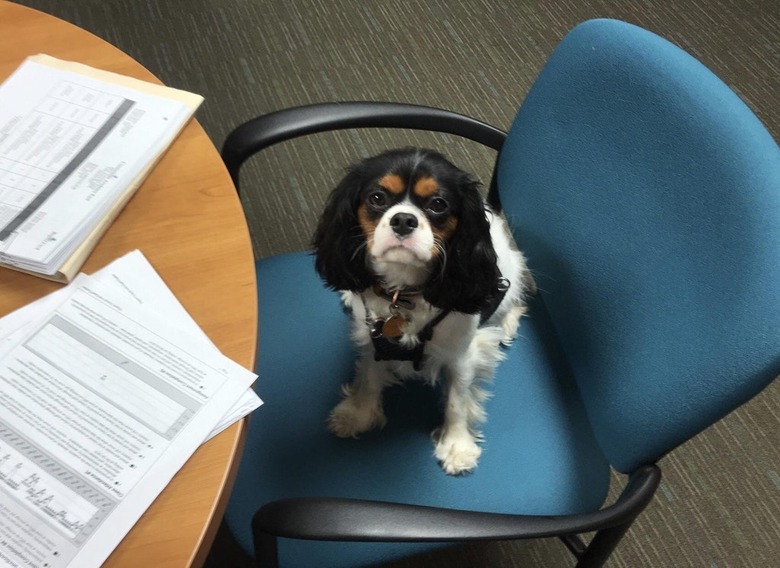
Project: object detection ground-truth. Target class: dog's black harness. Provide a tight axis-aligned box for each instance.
[369,308,451,371]
[364,277,510,371]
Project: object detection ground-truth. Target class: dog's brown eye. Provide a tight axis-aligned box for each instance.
[368,191,388,208]
[427,197,449,214]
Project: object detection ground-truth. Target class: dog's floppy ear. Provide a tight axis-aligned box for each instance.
[312,167,374,292]
[424,176,500,314]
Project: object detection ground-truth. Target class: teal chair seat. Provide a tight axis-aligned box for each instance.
[226,253,610,567]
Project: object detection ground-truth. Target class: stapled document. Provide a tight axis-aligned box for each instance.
[0,56,203,281]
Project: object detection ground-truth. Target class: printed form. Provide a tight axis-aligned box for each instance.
[0,252,261,568]
[0,57,199,275]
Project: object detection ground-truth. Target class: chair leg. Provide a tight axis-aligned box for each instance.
[574,522,634,568]
[254,530,280,568]
[560,534,586,557]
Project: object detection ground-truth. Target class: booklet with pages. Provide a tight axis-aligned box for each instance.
[0,55,203,282]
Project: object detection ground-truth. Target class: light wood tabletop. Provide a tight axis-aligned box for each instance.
[0,2,258,566]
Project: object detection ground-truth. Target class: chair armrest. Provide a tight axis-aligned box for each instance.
[220,102,507,193]
[252,465,660,545]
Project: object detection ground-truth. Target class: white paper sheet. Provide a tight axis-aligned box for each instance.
[0,251,261,568]
[0,251,262,440]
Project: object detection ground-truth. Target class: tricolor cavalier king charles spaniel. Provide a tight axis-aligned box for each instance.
[313,148,533,475]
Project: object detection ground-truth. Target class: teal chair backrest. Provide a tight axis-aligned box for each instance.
[498,19,780,473]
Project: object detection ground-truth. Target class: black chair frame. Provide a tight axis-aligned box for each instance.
[221,102,505,210]
[221,102,662,568]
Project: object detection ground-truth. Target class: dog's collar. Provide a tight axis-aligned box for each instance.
[371,282,422,311]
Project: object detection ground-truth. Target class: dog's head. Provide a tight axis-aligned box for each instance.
[313,148,499,314]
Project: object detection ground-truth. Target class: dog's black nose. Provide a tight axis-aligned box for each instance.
[390,212,418,237]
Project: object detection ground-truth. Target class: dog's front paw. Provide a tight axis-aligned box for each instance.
[328,397,386,438]
[434,431,482,475]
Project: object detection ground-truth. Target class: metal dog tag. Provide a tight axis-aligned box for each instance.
[381,314,405,339]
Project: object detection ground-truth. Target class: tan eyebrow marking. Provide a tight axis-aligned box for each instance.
[378,174,405,194]
[413,177,438,198]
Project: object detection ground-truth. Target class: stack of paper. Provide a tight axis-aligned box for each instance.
[0,250,261,568]
[0,55,203,282]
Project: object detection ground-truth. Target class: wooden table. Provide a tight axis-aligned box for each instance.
[0,2,257,566]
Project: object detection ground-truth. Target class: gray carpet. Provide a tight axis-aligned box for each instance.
[10,1,779,566]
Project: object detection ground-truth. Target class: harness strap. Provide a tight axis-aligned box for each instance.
[363,275,509,370]
[370,308,451,371]
[363,293,451,371]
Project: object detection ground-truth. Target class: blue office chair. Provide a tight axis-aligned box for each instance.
[220,19,779,568]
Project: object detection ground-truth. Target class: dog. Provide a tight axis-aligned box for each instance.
[313,147,533,475]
